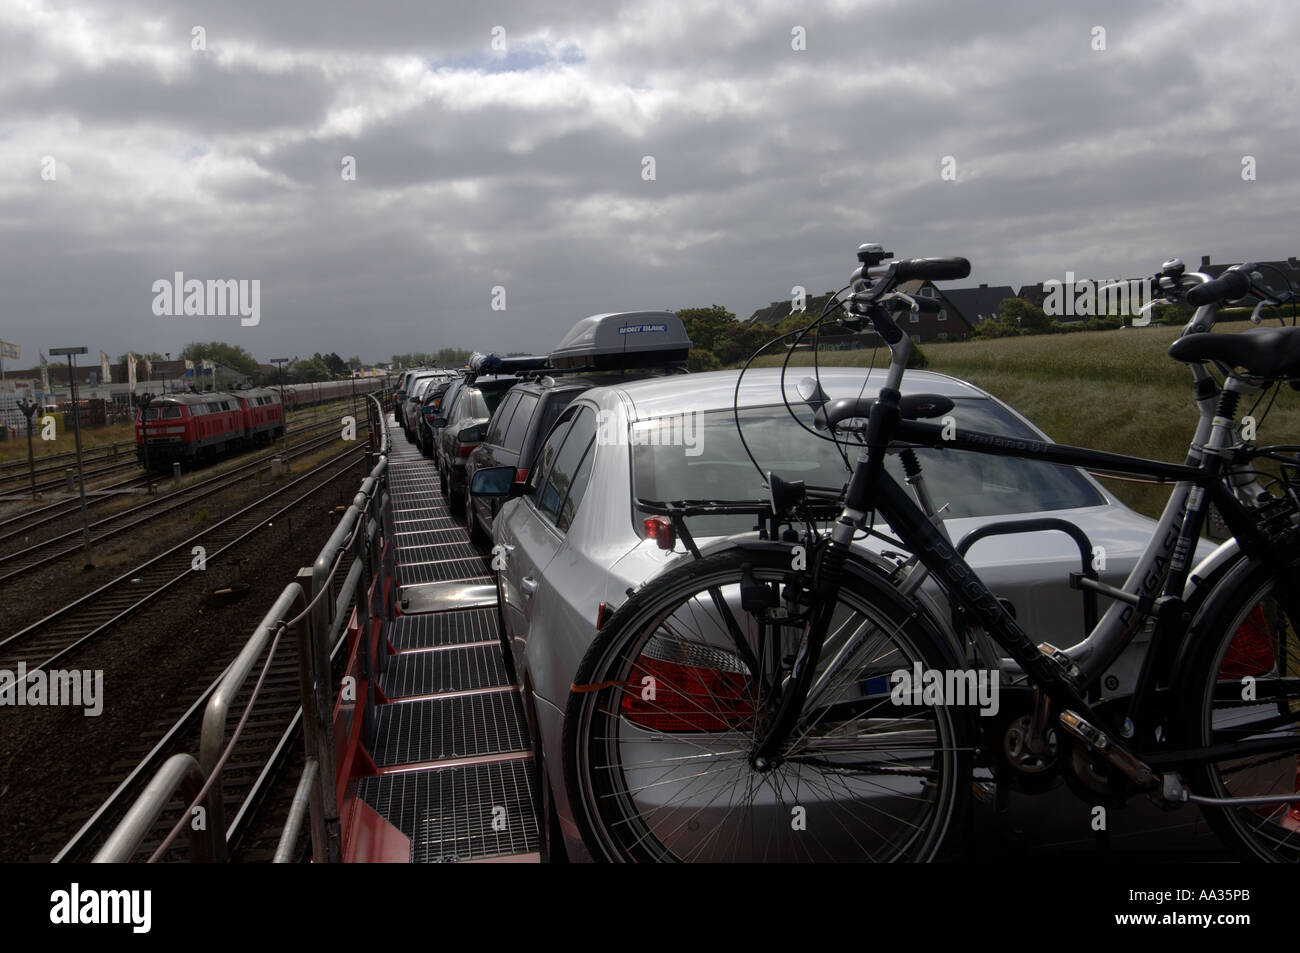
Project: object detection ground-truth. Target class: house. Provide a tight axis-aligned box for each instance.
[891,279,975,342]
[941,284,1017,326]
[747,291,846,327]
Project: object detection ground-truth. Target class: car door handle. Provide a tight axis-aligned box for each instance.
[521,576,539,596]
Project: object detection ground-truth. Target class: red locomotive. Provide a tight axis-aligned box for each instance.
[135,388,283,467]
[135,379,383,468]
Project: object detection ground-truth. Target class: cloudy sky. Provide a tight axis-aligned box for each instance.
[2,0,1297,367]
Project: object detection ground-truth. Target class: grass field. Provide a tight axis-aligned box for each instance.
[0,420,136,463]
[750,324,1300,518]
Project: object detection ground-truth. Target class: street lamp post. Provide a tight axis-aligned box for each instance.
[50,346,93,569]
[17,396,38,501]
[272,357,290,458]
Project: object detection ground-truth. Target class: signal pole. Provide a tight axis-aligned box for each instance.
[50,346,93,569]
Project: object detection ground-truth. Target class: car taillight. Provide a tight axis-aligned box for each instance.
[515,468,529,484]
[643,516,675,551]
[621,656,755,732]
[1219,606,1277,678]
[457,443,478,458]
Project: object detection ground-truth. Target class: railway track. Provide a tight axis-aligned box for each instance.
[0,445,365,679]
[0,458,141,497]
[48,618,350,863]
[0,403,363,549]
[0,424,356,577]
[46,464,368,864]
[0,439,134,484]
[0,399,365,498]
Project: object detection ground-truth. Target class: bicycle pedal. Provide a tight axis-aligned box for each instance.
[1036,642,1079,679]
[1058,710,1156,788]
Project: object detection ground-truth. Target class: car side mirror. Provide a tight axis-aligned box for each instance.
[431,416,448,428]
[471,465,529,498]
[458,423,486,443]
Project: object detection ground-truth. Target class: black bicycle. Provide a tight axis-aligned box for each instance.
[564,245,1300,862]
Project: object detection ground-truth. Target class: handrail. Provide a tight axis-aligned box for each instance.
[93,755,215,862]
[94,395,392,862]
[274,758,318,863]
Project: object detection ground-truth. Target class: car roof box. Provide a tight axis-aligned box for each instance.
[549,311,691,370]
[467,353,550,376]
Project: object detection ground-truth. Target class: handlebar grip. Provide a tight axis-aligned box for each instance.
[893,257,971,282]
[1186,269,1251,307]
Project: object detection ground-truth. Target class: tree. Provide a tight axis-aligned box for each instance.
[687,349,723,373]
[289,355,332,383]
[998,298,1052,333]
[181,342,260,377]
[322,352,347,377]
[676,305,738,353]
[345,355,363,371]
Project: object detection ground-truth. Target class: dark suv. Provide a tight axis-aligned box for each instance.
[464,311,693,542]
[436,373,530,515]
[416,378,458,457]
[462,373,646,541]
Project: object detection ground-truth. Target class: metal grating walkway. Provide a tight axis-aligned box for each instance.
[354,760,539,863]
[353,415,539,862]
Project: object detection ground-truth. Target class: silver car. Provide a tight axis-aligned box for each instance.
[477,366,1215,860]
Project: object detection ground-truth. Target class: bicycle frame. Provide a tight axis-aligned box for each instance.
[815,289,1295,750]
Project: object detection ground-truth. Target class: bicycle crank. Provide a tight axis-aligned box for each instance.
[1058,710,1158,789]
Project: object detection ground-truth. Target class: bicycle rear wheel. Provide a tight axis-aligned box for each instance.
[1177,555,1300,861]
[563,546,972,862]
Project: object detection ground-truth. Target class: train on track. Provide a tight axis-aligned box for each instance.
[135,378,383,468]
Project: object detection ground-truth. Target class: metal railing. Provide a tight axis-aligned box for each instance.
[94,396,393,862]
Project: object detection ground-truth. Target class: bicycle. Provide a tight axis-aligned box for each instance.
[563,245,1300,862]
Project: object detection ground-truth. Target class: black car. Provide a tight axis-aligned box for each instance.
[464,311,692,542]
[416,379,457,457]
[436,373,531,517]
[433,354,548,516]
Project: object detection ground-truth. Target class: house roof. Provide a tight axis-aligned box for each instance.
[747,291,845,327]
[941,285,1016,323]
[893,280,975,329]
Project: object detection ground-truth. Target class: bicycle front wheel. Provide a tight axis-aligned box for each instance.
[563,546,972,862]
[1177,555,1300,861]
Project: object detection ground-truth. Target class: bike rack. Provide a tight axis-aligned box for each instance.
[955,517,1100,637]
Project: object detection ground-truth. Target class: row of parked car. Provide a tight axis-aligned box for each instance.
[389,310,1217,861]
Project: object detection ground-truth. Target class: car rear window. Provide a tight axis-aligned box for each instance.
[501,393,538,452]
[487,393,521,445]
[538,407,598,527]
[521,391,579,462]
[630,397,1105,535]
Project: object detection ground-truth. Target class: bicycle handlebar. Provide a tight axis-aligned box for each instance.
[1185,268,1252,307]
[891,257,972,282]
